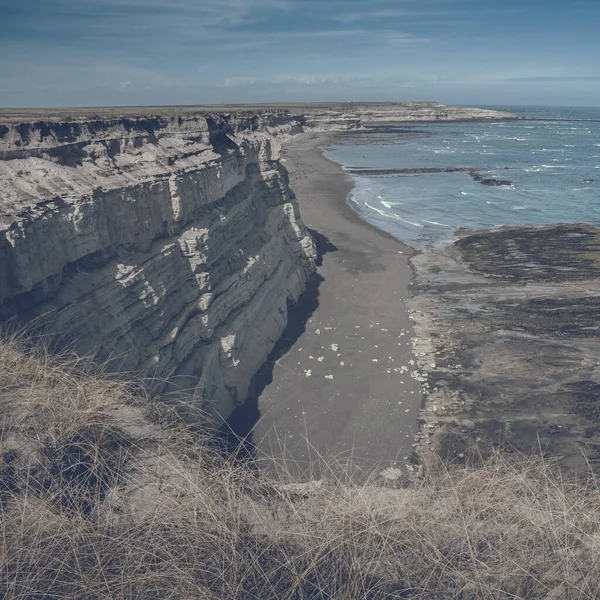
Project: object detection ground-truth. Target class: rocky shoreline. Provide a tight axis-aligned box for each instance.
[407,224,600,471]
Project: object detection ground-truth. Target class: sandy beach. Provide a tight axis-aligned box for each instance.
[228,133,424,473]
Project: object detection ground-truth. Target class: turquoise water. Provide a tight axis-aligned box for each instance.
[325,106,600,245]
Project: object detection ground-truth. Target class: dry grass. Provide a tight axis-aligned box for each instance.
[2,333,600,599]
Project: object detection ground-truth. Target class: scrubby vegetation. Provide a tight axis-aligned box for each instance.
[2,334,600,599]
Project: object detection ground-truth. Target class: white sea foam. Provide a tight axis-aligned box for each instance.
[381,200,403,209]
[393,215,424,228]
[364,202,423,227]
[363,201,388,217]
[423,220,451,227]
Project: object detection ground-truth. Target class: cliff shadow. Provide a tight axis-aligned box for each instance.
[219,230,338,463]
[307,227,337,267]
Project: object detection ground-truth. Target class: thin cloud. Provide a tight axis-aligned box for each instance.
[221,72,426,89]
[222,75,360,88]
[2,0,600,107]
[332,8,461,22]
[503,76,600,82]
[196,28,429,53]
[3,0,295,45]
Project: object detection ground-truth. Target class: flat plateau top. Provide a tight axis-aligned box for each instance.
[0,102,446,123]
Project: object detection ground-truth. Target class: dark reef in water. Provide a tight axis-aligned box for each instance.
[409,224,600,470]
[346,166,514,188]
[469,171,513,187]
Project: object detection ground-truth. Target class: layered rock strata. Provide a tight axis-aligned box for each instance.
[0,113,318,423]
[0,103,514,423]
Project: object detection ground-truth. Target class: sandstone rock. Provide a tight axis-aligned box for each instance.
[0,113,317,424]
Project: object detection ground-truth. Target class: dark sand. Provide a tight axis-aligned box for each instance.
[235,135,423,473]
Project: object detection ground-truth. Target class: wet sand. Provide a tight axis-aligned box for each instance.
[234,134,423,474]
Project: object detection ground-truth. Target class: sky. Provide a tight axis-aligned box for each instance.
[1,0,599,108]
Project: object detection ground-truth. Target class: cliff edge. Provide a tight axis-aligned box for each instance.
[0,102,514,422]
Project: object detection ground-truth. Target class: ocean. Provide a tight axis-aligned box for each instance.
[324,106,600,246]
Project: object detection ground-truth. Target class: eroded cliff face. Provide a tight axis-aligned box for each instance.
[0,112,317,423]
[0,103,515,423]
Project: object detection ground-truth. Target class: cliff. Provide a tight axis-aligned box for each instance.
[0,102,514,423]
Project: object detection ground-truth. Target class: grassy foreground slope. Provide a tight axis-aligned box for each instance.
[1,335,600,599]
